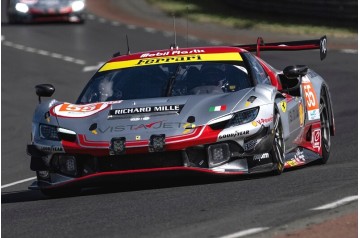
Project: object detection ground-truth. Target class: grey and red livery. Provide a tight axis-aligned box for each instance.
[27,36,334,197]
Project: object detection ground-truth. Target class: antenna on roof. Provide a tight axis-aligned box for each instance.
[186,4,189,47]
[170,13,178,50]
[126,34,131,55]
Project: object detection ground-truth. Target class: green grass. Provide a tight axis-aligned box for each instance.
[147,0,357,38]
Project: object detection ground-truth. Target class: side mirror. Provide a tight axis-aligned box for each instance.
[283,65,308,79]
[35,84,55,103]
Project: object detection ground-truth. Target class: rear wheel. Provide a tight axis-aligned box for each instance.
[319,94,331,164]
[271,109,285,175]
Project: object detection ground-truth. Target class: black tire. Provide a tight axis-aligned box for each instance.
[41,187,81,198]
[318,94,331,164]
[271,108,285,175]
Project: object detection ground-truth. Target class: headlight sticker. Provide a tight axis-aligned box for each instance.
[53,100,122,118]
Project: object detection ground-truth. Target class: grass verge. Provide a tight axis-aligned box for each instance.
[147,0,357,38]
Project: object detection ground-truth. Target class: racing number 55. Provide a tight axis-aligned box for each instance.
[302,82,318,111]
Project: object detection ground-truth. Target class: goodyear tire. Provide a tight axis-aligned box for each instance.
[271,108,285,175]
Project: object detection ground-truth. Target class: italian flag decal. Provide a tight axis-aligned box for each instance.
[209,105,227,112]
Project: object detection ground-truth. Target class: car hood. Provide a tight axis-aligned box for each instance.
[52,88,264,141]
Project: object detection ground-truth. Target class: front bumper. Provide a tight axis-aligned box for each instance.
[28,125,275,190]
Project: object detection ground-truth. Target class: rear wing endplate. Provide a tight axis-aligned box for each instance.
[235,35,327,60]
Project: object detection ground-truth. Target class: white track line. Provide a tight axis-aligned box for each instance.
[340,49,358,54]
[218,227,269,238]
[311,195,358,210]
[1,177,37,189]
[2,39,86,65]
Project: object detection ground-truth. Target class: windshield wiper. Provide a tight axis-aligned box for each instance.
[165,64,181,97]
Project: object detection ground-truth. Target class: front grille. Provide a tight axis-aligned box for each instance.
[96,151,184,172]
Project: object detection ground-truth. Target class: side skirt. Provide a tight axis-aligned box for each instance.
[284,147,320,169]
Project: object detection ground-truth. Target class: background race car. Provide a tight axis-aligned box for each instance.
[7,0,86,23]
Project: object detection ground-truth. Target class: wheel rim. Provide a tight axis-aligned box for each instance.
[274,113,285,164]
[320,100,331,152]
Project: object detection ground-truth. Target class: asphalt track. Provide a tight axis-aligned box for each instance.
[1,3,358,238]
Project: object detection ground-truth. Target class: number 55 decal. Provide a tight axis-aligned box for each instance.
[302,81,320,120]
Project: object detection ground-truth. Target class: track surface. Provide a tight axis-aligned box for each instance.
[1,3,357,238]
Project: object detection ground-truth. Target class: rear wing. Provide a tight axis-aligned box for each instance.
[235,35,327,60]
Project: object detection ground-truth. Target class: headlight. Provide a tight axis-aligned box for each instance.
[208,107,260,130]
[15,3,29,13]
[71,1,85,12]
[227,107,259,128]
[39,124,59,141]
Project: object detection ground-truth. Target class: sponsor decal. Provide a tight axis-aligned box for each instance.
[311,128,321,151]
[280,101,287,112]
[136,55,202,66]
[244,139,258,151]
[286,160,298,167]
[182,123,196,134]
[294,148,305,162]
[135,135,141,141]
[257,116,273,125]
[39,145,63,152]
[253,153,269,161]
[98,121,186,133]
[289,107,299,122]
[299,102,305,127]
[209,105,227,112]
[302,81,319,120]
[286,148,306,167]
[245,96,257,107]
[140,49,205,58]
[252,121,258,127]
[99,53,243,72]
[110,105,183,116]
[130,116,150,121]
[218,130,249,139]
[308,109,320,121]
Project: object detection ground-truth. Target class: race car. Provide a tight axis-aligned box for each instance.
[7,0,85,24]
[27,36,334,197]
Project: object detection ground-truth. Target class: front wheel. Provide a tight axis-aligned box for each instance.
[271,109,285,175]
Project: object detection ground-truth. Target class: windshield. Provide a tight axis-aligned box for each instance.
[77,62,252,103]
